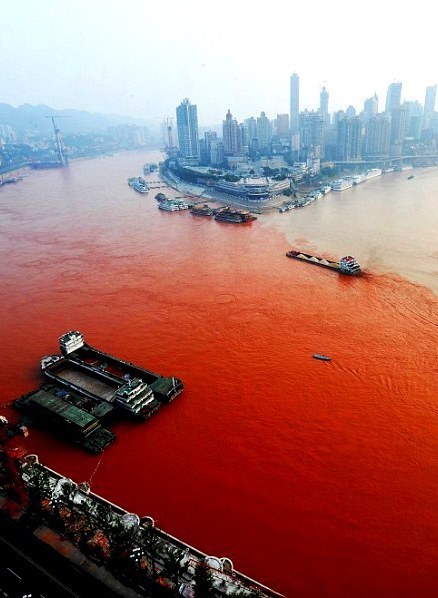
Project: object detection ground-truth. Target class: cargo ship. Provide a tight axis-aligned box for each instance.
[286,250,361,275]
[52,331,184,404]
[214,206,257,223]
[14,385,115,453]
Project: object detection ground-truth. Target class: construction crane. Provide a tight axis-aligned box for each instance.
[44,115,70,166]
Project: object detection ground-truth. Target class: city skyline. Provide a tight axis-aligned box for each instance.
[1,0,437,124]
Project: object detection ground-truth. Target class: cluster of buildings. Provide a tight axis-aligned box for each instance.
[170,77,438,174]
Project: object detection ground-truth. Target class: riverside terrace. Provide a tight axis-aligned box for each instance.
[160,167,291,212]
[0,451,283,598]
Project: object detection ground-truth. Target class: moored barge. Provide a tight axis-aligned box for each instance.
[190,204,214,216]
[14,385,115,453]
[54,331,184,404]
[214,206,257,223]
[286,250,361,275]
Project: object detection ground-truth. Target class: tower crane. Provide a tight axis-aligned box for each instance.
[44,115,70,166]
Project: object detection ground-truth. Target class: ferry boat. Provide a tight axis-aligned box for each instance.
[366,168,382,180]
[214,207,257,223]
[286,250,361,275]
[331,179,353,191]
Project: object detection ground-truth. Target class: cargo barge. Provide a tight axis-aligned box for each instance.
[286,250,361,275]
[14,385,115,453]
[42,356,161,421]
[191,203,214,216]
[214,206,257,223]
[50,331,184,404]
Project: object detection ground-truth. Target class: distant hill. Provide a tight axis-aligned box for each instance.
[0,103,150,134]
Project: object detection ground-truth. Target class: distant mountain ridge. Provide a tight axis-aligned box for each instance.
[0,103,149,134]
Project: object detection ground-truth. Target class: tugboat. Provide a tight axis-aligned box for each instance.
[214,206,257,223]
[155,192,168,201]
[286,250,361,275]
[313,354,331,361]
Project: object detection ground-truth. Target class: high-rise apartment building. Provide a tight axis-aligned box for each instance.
[290,73,300,133]
[363,94,378,121]
[299,110,324,159]
[389,104,409,155]
[223,110,242,156]
[385,81,402,113]
[176,98,199,158]
[364,115,390,156]
[422,84,437,130]
[337,117,362,160]
[403,101,423,139]
[276,114,290,138]
[320,86,329,124]
[256,112,271,154]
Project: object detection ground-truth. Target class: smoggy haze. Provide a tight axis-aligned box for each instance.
[1,0,436,124]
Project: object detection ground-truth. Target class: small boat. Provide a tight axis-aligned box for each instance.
[407,175,414,180]
[313,354,331,361]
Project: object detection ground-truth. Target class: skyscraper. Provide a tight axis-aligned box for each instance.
[364,115,390,156]
[299,110,324,159]
[389,104,409,155]
[385,82,402,113]
[403,101,423,139]
[290,73,300,133]
[223,109,242,156]
[256,112,271,153]
[320,86,329,124]
[276,114,290,138]
[363,94,378,121]
[337,117,362,161]
[176,98,199,158]
[422,84,437,130]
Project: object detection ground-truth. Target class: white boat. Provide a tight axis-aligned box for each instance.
[331,179,353,191]
[158,199,191,211]
[351,173,366,185]
[366,168,382,180]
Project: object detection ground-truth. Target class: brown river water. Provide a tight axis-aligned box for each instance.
[0,151,437,597]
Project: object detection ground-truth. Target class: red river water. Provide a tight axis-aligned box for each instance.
[0,151,437,597]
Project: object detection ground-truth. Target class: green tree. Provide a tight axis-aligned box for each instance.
[141,524,163,580]
[193,560,215,597]
[161,547,188,593]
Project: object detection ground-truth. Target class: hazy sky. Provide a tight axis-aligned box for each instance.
[1,0,436,125]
